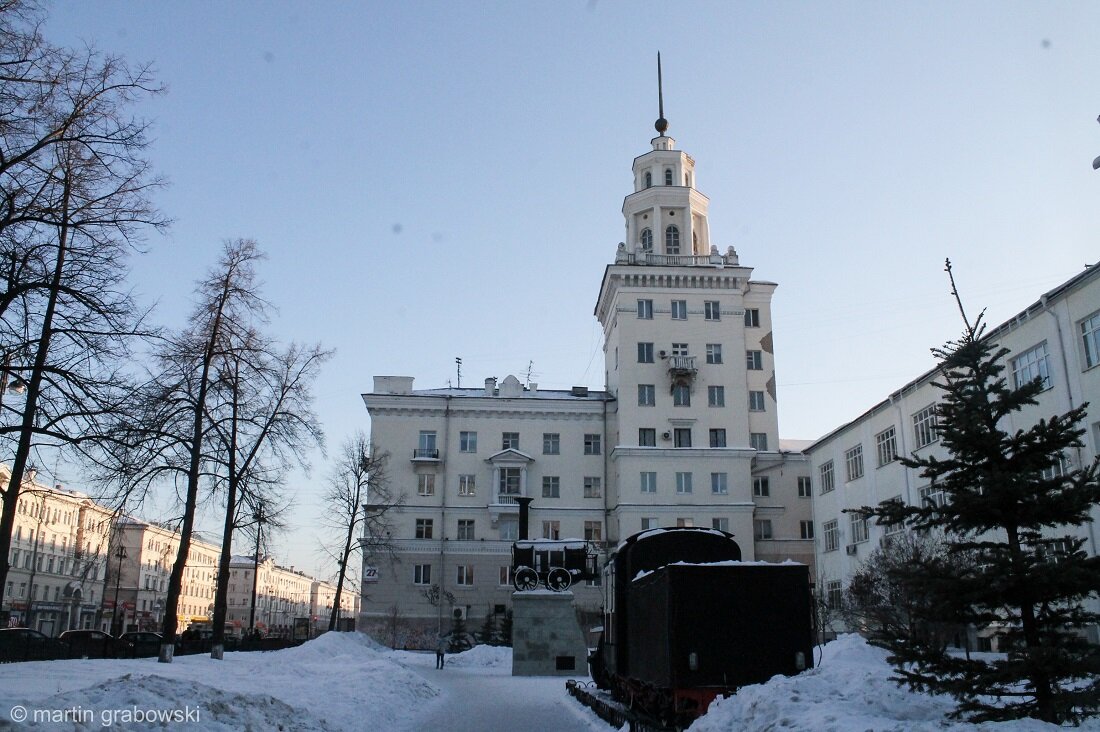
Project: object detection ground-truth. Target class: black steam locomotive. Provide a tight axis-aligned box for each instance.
[589,527,815,728]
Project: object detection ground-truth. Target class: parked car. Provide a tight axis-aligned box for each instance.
[119,631,163,658]
[58,629,122,659]
[0,628,67,663]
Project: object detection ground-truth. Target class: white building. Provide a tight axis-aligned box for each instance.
[360,111,815,644]
[806,262,1100,642]
[226,556,315,638]
[1,468,114,635]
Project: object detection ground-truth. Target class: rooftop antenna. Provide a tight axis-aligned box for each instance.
[455,357,462,388]
[655,52,669,136]
[525,360,534,388]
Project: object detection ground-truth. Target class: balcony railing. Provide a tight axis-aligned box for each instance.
[667,355,697,373]
[493,494,521,505]
[411,448,439,460]
[615,246,740,268]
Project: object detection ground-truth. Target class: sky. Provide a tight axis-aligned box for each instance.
[38,1,1100,577]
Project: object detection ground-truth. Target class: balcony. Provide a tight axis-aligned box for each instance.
[411,448,440,462]
[667,355,696,374]
[615,247,740,268]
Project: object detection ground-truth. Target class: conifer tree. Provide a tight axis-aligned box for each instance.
[861,261,1100,724]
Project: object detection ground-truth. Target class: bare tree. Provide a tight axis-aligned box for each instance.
[207,336,329,658]
[0,1,166,611]
[320,434,396,632]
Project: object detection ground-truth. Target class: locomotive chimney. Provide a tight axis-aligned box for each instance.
[516,496,534,540]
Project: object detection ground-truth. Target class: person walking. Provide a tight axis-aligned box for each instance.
[436,635,447,669]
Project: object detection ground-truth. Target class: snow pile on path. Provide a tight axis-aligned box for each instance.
[443,644,512,669]
[0,632,439,732]
[689,634,1086,732]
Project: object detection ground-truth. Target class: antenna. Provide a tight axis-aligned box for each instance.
[525,360,534,388]
[455,357,462,388]
[655,52,669,136]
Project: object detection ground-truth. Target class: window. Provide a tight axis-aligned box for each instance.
[845,445,864,481]
[502,432,519,450]
[750,433,768,451]
[706,343,722,364]
[641,517,658,530]
[919,484,946,509]
[744,308,760,327]
[849,512,869,544]
[644,171,652,188]
[415,519,434,539]
[1040,452,1069,481]
[637,298,653,319]
[1011,342,1052,390]
[638,384,656,406]
[676,472,693,494]
[584,477,602,498]
[671,342,689,357]
[500,520,518,541]
[800,521,815,540]
[823,519,840,552]
[672,384,691,406]
[542,521,560,540]
[708,385,725,407]
[542,432,560,455]
[640,472,657,493]
[753,476,770,497]
[1082,311,1100,368]
[638,342,654,363]
[884,495,904,535]
[704,300,720,321]
[418,474,435,496]
[749,391,766,411]
[709,429,727,448]
[499,566,514,586]
[746,350,763,370]
[754,519,773,540]
[584,521,603,542]
[676,517,694,528]
[638,428,656,447]
[640,227,653,251]
[664,168,673,185]
[457,519,475,541]
[674,428,692,448]
[458,474,476,496]
[665,225,680,254]
[797,476,812,498]
[711,472,728,494]
[875,427,897,467]
[584,434,601,455]
[499,468,521,495]
[417,430,437,458]
[459,431,477,453]
[913,404,938,448]
[712,517,729,532]
[413,564,432,585]
[456,565,474,586]
[826,580,843,609]
[541,476,560,498]
[671,300,687,320]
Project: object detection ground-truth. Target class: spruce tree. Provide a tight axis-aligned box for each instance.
[861,262,1100,724]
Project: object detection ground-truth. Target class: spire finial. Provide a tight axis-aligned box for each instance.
[655,52,669,136]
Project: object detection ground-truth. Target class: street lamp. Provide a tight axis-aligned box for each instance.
[111,545,127,636]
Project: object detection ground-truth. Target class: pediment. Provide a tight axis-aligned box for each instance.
[486,448,534,464]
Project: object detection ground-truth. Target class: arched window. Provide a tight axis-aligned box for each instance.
[640,228,653,252]
[665,168,673,186]
[644,171,652,188]
[665,225,680,254]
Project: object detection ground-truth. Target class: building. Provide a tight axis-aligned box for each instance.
[311,579,360,635]
[226,556,314,638]
[360,108,815,643]
[107,518,221,635]
[1,468,114,635]
[806,261,1100,642]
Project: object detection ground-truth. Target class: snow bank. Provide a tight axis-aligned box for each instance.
[687,634,1088,732]
[443,644,512,669]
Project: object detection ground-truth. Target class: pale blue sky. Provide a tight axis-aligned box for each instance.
[43,1,1100,575]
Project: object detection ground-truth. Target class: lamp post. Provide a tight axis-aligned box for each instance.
[111,545,127,636]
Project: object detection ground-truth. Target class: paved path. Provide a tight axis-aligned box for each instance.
[395,651,609,732]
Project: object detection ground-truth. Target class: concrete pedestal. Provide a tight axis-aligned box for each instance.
[511,590,589,677]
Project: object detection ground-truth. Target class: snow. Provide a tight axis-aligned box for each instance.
[0,632,1096,731]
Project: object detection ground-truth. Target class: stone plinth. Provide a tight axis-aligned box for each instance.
[511,590,589,677]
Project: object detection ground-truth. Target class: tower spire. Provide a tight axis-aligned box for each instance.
[655,52,669,136]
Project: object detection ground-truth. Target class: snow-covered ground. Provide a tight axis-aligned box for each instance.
[0,632,1095,731]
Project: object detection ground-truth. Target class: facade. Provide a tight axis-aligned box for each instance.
[108,518,221,635]
[226,556,320,638]
[360,120,815,642]
[806,262,1100,642]
[1,469,114,635]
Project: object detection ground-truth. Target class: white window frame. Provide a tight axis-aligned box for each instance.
[753,476,770,497]
[671,299,687,320]
[640,472,657,494]
[638,342,655,363]
[708,385,725,407]
[750,433,768,451]
[583,477,602,498]
[754,519,773,540]
[458,474,476,496]
[744,309,760,327]
[418,474,435,497]
[749,390,766,411]
[706,343,722,364]
[797,476,812,498]
[913,404,938,449]
[456,565,474,586]
[413,564,432,585]
[849,512,869,544]
[711,472,728,494]
[845,444,864,481]
[638,384,656,406]
[823,519,840,552]
[637,298,654,319]
[584,434,601,455]
[1011,342,1052,390]
[704,300,720,321]
[459,431,477,453]
[875,427,897,467]
[457,519,475,541]
[675,472,693,494]
[542,476,560,498]
[543,432,560,455]
[1081,310,1100,369]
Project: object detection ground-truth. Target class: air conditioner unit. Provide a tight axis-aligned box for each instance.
[658,351,667,358]
[661,431,672,440]
[845,544,858,556]
[452,606,467,620]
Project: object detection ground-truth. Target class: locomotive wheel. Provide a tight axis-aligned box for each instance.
[513,567,539,591]
[546,567,572,591]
